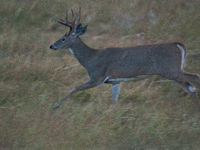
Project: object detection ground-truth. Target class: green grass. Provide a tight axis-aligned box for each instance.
[1,0,200,149]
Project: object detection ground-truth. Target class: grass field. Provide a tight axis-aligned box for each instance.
[1,0,200,149]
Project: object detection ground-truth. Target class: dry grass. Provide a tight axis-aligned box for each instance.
[1,0,200,149]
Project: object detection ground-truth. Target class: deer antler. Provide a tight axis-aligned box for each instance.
[55,7,81,33]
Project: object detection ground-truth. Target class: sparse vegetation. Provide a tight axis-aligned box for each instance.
[1,0,200,149]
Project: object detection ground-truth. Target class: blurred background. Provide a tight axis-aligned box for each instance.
[1,0,200,149]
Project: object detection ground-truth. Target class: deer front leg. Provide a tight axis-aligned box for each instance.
[52,78,107,109]
[112,83,121,103]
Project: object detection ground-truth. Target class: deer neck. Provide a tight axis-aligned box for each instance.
[70,37,97,68]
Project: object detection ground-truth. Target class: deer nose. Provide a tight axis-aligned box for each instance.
[50,44,56,50]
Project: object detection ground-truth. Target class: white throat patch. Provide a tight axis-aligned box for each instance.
[69,48,74,55]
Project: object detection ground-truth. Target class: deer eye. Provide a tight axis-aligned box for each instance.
[61,37,66,43]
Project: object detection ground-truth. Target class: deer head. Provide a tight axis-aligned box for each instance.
[50,7,88,50]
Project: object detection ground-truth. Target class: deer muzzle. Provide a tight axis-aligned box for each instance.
[50,44,57,50]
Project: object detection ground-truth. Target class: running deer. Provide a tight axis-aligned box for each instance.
[50,7,200,111]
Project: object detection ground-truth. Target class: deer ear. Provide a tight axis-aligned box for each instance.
[73,23,88,36]
[75,23,82,30]
[81,24,88,35]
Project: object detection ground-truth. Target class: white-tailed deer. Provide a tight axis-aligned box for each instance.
[50,7,200,112]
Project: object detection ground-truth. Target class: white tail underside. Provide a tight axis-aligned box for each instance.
[177,44,185,70]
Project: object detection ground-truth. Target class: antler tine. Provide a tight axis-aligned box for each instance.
[59,18,65,22]
[76,7,81,26]
[71,9,74,18]
[71,9,77,25]
[67,9,75,24]
[55,20,72,33]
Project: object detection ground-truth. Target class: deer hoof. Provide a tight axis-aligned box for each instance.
[52,103,60,109]
[189,85,196,93]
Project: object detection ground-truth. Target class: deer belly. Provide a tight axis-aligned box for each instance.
[111,62,155,78]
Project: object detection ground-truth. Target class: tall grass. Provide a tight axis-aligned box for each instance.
[1,0,200,149]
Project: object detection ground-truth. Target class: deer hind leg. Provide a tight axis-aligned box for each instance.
[162,71,200,90]
[112,83,121,103]
[52,78,107,109]
[175,72,200,90]
[175,81,200,111]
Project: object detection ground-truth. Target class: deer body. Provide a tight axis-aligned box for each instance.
[50,7,200,112]
[95,42,184,79]
[57,37,184,79]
